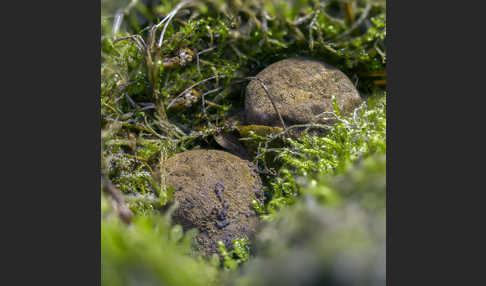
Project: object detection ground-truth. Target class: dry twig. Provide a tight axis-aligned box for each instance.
[167,75,225,109]
[245,77,287,129]
[335,4,372,40]
[101,174,134,224]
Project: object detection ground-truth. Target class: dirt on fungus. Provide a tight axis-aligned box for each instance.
[164,149,265,257]
[245,57,362,128]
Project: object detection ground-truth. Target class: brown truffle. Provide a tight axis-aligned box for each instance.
[165,149,264,256]
[245,57,362,128]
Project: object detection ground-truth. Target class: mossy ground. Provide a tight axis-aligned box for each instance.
[101,1,386,285]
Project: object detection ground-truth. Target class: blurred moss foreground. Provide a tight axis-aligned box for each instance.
[101,0,386,285]
[231,155,386,286]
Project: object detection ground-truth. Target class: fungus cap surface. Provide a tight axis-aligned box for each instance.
[245,58,362,127]
[165,149,264,256]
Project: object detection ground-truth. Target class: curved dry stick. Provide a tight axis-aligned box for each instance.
[335,4,372,40]
[113,35,147,51]
[308,12,318,51]
[245,76,287,129]
[112,0,140,37]
[101,174,134,224]
[293,13,313,26]
[196,46,217,75]
[157,0,193,47]
[167,75,225,109]
[315,111,353,127]
[200,87,222,116]
[344,1,355,25]
[271,123,332,139]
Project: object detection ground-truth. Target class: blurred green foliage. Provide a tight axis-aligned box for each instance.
[217,237,251,270]
[232,154,386,286]
[101,197,219,286]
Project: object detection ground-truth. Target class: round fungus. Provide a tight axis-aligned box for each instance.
[245,57,362,128]
[165,149,264,257]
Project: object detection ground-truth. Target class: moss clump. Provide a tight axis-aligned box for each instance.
[165,149,264,257]
[231,154,386,286]
[217,237,251,271]
[260,93,386,218]
[107,154,154,194]
[101,198,219,286]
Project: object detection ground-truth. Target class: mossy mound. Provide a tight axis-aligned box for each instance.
[245,57,362,127]
[165,149,264,257]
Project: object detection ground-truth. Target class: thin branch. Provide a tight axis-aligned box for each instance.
[196,46,216,75]
[263,10,276,21]
[293,13,314,26]
[241,7,261,30]
[374,79,386,86]
[101,174,134,224]
[358,71,386,77]
[143,114,168,139]
[245,77,287,129]
[167,75,225,109]
[353,102,366,123]
[112,9,124,37]
[344,1,355,25]
[113,35,147,51]
[155,115,187,138]
[112,0,139,37]
[231,44,248,62]
[315,111,352,126]
[375,41,386,63]
[159,145,169,196]
[272,123,332,139]
[157,0,192,48]
[149,4,180,48]
[120,104,156,120]
[200,87,222,116]
[308,12,318,51]
[335,4,372,40]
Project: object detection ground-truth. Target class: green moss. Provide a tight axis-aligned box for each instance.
[101,205,219,286]
[107,154,152,193]
[231,153,386,286]
[101,0,386,284]
[259,93,386,219]
[218,237,251,271]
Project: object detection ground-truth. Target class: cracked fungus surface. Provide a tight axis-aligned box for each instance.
[165,149,264,257]
[245,57,362,127]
